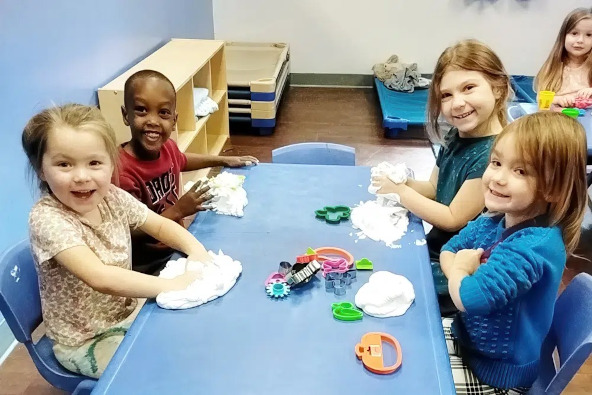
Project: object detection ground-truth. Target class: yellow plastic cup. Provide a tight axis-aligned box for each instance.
[538,91,555,111]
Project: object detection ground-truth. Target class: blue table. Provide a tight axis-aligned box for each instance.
[93,164,455,394]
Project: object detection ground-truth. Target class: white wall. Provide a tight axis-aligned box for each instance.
[213,0,592,75]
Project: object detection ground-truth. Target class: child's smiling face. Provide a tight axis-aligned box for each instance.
[482,133,548,226]
[41,125,114,218]
[123,76,177,159]
[439,69,499,136]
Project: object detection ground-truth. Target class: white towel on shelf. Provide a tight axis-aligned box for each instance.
[193,88,219,117]
[355,271,415,318]
[156,251,242,310]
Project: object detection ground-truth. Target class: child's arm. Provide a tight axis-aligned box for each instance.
[162,153,259,220]
[53,210,210,298]
[450,232,560,315]
[374,177,484,232]
[139,210,211,263]
[552,94,576,108]
[439,217,483,308]
[184,153,258,171]
[54,247,200,298]
[118,175,211,223]
[441,249,483,311]
[404,167,439,199]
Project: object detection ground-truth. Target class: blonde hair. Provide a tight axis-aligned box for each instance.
[21,104,118,193]
[492,112,587,254]
[535,8,592,93]
[427,39,512,144]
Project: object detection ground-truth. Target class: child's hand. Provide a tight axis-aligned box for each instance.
[576,88,592,99]
[223,156,259,167]
[176,180,213,217]
[169,270,203,291]
[371,175,401,194]
[186,249,213,265]
[453,248,484,275]
[554,96,575,108]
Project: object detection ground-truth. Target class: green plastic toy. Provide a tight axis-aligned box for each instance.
[355,258,373,270]
[315,206,351,224]
[306,247,317,255]
[562,108,580,119]
[332,302,363,321]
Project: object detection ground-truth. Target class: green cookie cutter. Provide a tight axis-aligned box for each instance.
[315,205,351,224]
[332,302,363,321]
[355,258,373,270]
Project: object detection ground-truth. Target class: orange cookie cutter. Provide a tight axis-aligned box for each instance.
[355,332,402,375]
[296,253,319,264]
[314,247,354,268]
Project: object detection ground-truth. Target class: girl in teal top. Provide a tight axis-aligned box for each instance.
[372,40,512,311]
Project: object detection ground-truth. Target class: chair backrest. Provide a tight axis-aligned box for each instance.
[271,142,355,166]
[529,273,592,394]
[507,105,527,123]
[0,239,96,393]
[0,239,42,343]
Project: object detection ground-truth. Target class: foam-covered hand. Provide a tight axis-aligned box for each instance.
[223,156,259,167]
[176,180,213,217]
[371,175,402,195]
[169,269,203,291]
[186,248,213,265]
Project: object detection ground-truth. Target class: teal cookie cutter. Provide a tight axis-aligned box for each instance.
[315,206,351,224]
[332,302,363,321]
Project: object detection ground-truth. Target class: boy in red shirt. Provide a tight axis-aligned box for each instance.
[117,69,258,274]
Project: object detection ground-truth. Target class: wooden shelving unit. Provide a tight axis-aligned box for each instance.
[98,39,229,186]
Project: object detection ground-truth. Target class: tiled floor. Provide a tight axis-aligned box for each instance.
[0,86,590,394]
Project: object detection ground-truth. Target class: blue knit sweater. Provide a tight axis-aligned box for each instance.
[442,214,566,389]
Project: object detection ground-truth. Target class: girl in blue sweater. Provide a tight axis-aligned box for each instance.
[440,111,588,393]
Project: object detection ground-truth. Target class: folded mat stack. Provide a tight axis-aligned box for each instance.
[226,42,290,135]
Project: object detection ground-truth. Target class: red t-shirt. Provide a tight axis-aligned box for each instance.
[116,139,187,274]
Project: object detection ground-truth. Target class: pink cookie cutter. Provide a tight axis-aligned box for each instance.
[321,257,349,277]
[264,272,286,286]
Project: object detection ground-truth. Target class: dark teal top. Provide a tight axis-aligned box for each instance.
[427,128,495,258]
[435,128,495,205]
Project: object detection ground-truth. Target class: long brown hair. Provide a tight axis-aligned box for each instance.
[21,104,118,193]
[427,39,511,144]
[535,8,592,93]
[492,112,587,254]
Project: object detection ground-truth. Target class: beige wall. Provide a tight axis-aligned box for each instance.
[213,0,591,75]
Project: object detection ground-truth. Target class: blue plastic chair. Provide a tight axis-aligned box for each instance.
[528,273,592,394]
[507,104,527,123]
[271,142,355,166]
[0,240,96,394]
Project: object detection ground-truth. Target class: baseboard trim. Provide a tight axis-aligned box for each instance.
[0,340,17,367]
[289,73,433,88]
[0,318,17,366]
[290,73,374,87]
